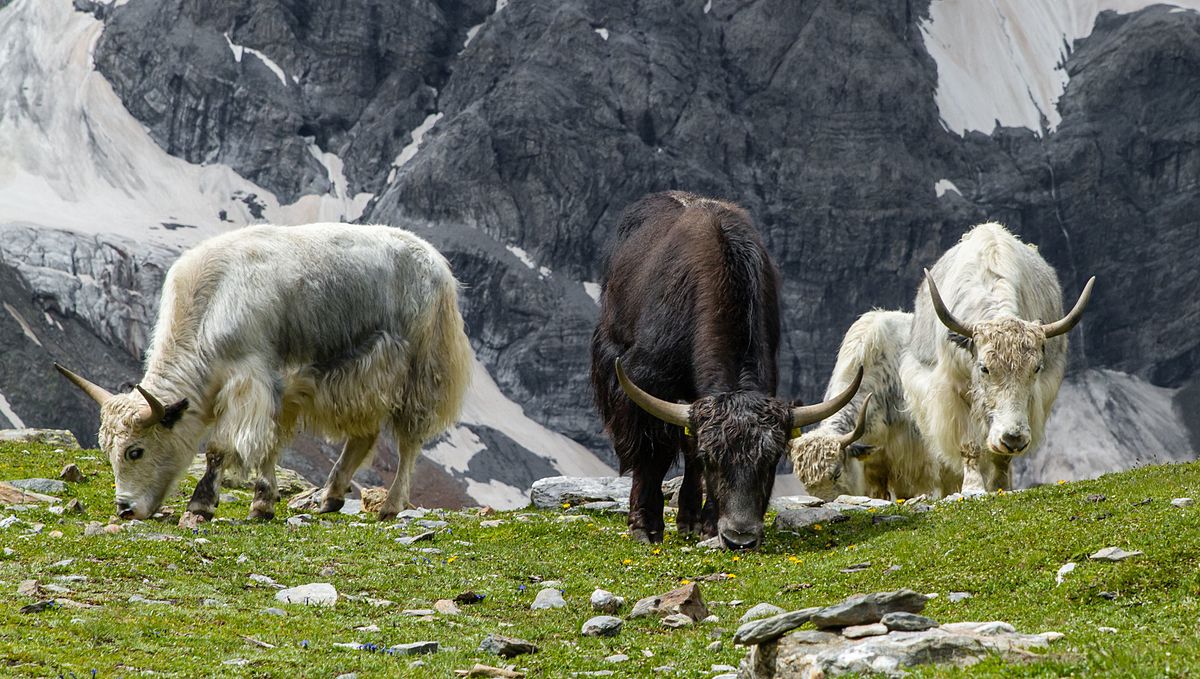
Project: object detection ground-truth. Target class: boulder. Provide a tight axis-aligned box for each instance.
[810,590,928,629]
[530,477,631,508]
[629,582,709,622]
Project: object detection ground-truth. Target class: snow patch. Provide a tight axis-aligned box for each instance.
[465,479,529,509]
[387,112,443,183]
[463,23,483,49]
[506,244,537,270]
[496,0,509,11]
[538,266,552,279]
[3,303,41,347]
[704,0,713,14]
[934,179,961,198]
[921,0,1200,135]
[303,144,373,221]
[594,28,609,40]
[0,390,25,429]
[224,32,289,87]
[583,282,601,304]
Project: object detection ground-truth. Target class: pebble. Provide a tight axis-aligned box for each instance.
[202,598,226,607]
[83,521,104,536]
[843,622,888,639]
[18,580,40,597]
[581,615,623,637]
[590,588,624,614]
[396,531,436,546]
[403,609,436,617]
[740,602,786,623]
[263,607,287,616]
[947,592,972,603]
[480,520,505,528]
[129,594,173,605]
[478,633,539,658]
[390,641,439,655]
[1171,498,1193,508]
[1056,562,1077,585]
[249,574,283,588]
[604,653,629,663]
[396,508,429,520]
[531,588,566,610]
[275,582,338,606]
[661,613,693,629]
[880,611,939,632]
[48,530,63,538]
[706,640,723,652]
[417,519,449,529]
[355,625,381,633]
[434,599,461,615]
[60,464,85,483]
[1089,547,1143,562]
[1098,626,1118,634]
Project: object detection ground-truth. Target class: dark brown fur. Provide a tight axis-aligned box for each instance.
[590,192,786,547]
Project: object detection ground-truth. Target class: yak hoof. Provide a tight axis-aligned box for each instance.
[377,509,399,522]
[185,505,215,522]
[676,519,704,536]
[247,504,275,521]
[318,496,345,514]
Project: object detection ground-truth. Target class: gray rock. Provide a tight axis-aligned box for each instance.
[396,508,429,520]
[769,495,826,511]
[628,583,709,621]
[947,592,972,603]
[604,653,629,663]
[263,607,287,616]
[531,588,566,610]
[0,429,80,449]
[811,590,928,629]
[740,603,787,623]
[707,640,723,652]
[590,588,624,614]
[8,479,66,495]
[434,599,460,615]
[530,477,632,508]
[881,612,939,632]
[661,613,693,629]
[128,594,173,605]
[1171,497,1194,508]
[478,633,538,658]
[389,641,438,655]
[396,531,436,546]
[940,621,1016,636]
[733,608,822,646]
[842,622,888,639]
[402,609,436,617]
[417,519,449,529]
[59,464,85,483]
[774,506,850,531]
[275,582,338,606]
[834,495,893,509]
[582,615,623,637]
[1089,546,1144,562]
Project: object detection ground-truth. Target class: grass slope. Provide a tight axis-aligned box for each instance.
[1,443,1199,677]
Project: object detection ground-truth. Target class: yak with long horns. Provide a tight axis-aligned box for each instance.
[590,191,861,549]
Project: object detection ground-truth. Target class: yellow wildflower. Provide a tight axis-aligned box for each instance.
[813,524,823,531]
[622,558,633,565]
[896,498,906,505]
[447,555,457,564]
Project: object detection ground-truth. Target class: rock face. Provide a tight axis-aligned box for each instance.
[1,0,1198,497]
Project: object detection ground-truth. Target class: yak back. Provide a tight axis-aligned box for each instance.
[600,192,781,401]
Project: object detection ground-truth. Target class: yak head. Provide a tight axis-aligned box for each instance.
[616,359,861,549]
[788,394,873,501]
[924,270,1094,456]
[55,364,195,519]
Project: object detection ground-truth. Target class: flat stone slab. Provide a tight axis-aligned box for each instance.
[769,495,825,511]
[530,476,631,508]
[275,583,337,606]
[390,641,438,655]
[834,495,894,509]
[1089,547,1143,562]
[748,623,1057,677]
[842,623,888,639]
[478,633,539,658]
[811,590,928,629]
[0,482,59,505]
[7,478,66,495]
[881,612,938,632]
[734,608,822,646]
[773,506,849,531]
[741,602,787,623]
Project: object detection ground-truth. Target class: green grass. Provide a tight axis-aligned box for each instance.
[1,444,1199,677]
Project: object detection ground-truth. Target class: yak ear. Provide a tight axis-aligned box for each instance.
[160,399,189,429]
[946,331,973,352]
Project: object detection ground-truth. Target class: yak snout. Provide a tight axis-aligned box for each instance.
[717,516,764,550]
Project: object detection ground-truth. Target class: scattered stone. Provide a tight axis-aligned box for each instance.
[1098,591,1118,600]
[391,641,439,655]
[774,505,850,531]
[1040,631,1066,642]
[529,476,632,508]
[249,574,284,588]
[769,495,826,511]
[698,536,722,549]
[402,608,436,617]
[741,603,786,623]
[129,594,173,605]
[20,600,56,614]
[8,478,66,495]
[480,519,505,528]
[881,611,939,632]
[335,674,357,679]
[418,519,449,529]
[662,613,693,629]
[629,582,709,621]
[202,598,226,607]
[275,582,338,606]
[872,514,909,525]
[82,521,105,536]
[455,664,525,678]
[1090,547,1143,562]
[568,500,626,514]
[396,531,436,546]
[712,664,738,673]
[286,515,313,528]
[702,614,719,623]
[604,653,629,662]
[435,599,461,615]
[360,487,389,513]
[65,499,85,514]
[590,588,624,614]
[0,483,58,506]
[396,508,429,520]
[840,562,872,573]
[1132,498,1152,506]
[18,580,41,597]
[582,615,623,637]
[0,429,80,448]
[707,640,723,652]
[455,590,486,605]
[940,621,1016,635]
[263,607,287,616]
[1098,626,1118,634]
[734,608,822,646]
[478,633,539,658]
[59,464,85,483]
[537,580,564,589]
[1171,497,1194,508]
[355,624,381,632]
[1086,493,1106,503]
[178,511,207,530]
[834,494,893,508]
[811,589,928,628]
[1056,562,1077,585]
[947,592,972,603]
[0,515,19,529]
[287,487,322,511]
[531,588,566,610]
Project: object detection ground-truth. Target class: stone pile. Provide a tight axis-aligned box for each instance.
[734,590,1063,677]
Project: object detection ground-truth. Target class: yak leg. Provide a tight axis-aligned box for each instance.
[980,452,1013,493]
[676,441,705,536]
[699,481,720,538]
[628,449,674,544]
[248,463,279,520]
[960,443,986,495]
[187,449,225,520]
[379,435,420,521]
[320,433,379,514]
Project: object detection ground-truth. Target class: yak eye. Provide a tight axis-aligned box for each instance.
[125,447,144,461]
[978,364,990,375]
[1034,363,1044,373]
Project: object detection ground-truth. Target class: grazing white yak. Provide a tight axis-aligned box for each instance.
[56,223,472,521]
[901,223,1094,493]
[790,310,953,501]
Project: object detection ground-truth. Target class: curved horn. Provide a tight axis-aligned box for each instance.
[791,366,864,429]
[1041,276,1095,339]
[54,363,113,405]
[924,268,974,338]
[135,385,166,427]
[614,358,691,428]
[837,392,873,448]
